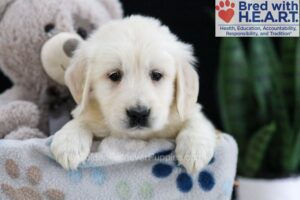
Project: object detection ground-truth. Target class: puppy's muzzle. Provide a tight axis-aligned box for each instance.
[126,106,151,128]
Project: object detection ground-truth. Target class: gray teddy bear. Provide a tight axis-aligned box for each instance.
[0,0,123,139]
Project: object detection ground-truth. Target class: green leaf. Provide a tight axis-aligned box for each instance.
[249,38,273,123]
[262,39,290,130]
[281,38,297,122]
[242,123,276,177]
[290,38,300,173]
[295,38,300,130]
[287,129,300,173]
[262,38,293,172]
[218,38,251,152]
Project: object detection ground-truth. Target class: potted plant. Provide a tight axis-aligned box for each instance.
[218,37,300,200]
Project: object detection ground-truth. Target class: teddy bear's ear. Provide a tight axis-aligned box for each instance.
[41,33,83,85]
[0,0,15,21]
[98,0,123,19]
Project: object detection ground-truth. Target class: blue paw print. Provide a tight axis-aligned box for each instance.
[152,163,173,178]
[198,170,215,191]
[176,172,193,192]
[68,169,83,184]
[152,150,215,193]
[0,140,6,146]
[67,167,107,185]
[46,139,107,186]
[91,167,106,185]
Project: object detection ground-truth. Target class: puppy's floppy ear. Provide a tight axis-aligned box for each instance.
[175,44,199,120]
[65,47,92,114]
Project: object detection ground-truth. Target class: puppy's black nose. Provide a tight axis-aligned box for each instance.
[126,106,151,128]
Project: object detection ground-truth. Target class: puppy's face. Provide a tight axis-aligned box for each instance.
[66,16,199,138]
[90,34,176,138]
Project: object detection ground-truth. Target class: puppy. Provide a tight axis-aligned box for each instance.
[50,15,216,173]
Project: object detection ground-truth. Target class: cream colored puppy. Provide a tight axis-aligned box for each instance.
[50,15,216,173]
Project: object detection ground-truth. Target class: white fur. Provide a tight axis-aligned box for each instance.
[51,15,216,173]
[51,118,93,170]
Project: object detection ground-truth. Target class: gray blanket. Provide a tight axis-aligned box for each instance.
[0,133,237,200]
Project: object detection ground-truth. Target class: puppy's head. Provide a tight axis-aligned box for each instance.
[66,16,199,138]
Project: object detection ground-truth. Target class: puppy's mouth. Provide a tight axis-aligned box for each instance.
[126,116,155,131]
[123,119,153,132]
[116,115,156,134]
[128,120,150,129]
[114,117,161,139]
[124,125,153,138]
[128,125,150,130]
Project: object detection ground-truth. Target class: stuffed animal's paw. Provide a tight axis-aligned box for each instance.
[0,101,40,135]
[4,127,46,140]
[175,128,215,173]
[50,127,92,170]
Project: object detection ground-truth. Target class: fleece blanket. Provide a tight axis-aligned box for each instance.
[0,133,237,200]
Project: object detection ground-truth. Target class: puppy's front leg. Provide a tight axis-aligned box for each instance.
[50,118,93,170]
[176,106,216,173]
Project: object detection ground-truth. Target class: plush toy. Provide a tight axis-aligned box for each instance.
[0,0,123,139]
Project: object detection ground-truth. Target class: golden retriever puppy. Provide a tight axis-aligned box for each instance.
[50,15,216,173]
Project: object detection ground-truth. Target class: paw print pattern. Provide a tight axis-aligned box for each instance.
[1,159,65,200]
[216,0,235,23]
[66,167,107,185]
[116,181,154,200]
[152,150,216,193]
[198,171,215,191]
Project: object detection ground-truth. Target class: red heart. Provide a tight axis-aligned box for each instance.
[218,9,234,23]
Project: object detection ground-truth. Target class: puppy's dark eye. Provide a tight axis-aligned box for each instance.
[108,70,122,82]
[77,27,88,39]
[44,23,55,33]
[150,70,163,81]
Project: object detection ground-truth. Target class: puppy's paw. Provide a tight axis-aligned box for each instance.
[50,127,92,170]
[175,129,215,173]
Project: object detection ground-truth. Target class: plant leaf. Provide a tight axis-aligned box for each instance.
[262,38,293,172]
[292,38,300,172]
[218,38,251,153]
[242,123,276,177]
[249,38,273,124]
[262,39,290,130]
[248,38,293,173]
[295,38,300,130]
[281,38,297,122]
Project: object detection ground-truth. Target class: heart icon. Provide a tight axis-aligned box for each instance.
[218,9,234,23]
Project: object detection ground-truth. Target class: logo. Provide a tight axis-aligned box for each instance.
[215,0,299,37]
[216,0,236,23]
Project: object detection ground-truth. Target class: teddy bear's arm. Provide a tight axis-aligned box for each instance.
[0,85,32,106]
[0,100,43,138]
[0,85,46,139]
[4,126,46,140]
